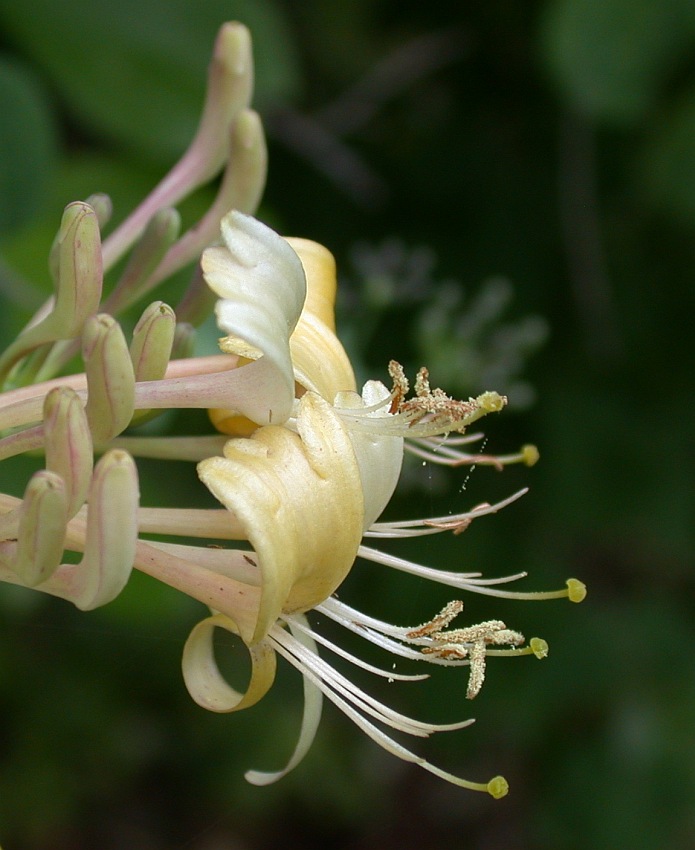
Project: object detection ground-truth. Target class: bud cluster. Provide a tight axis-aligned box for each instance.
[0,23,265,608]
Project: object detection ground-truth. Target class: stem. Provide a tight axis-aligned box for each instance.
[138,506,245,538]
[0,355,236,433]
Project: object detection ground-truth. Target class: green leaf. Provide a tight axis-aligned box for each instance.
[0,56,58,236]
[0,0,300,165]
[539,0,690,125]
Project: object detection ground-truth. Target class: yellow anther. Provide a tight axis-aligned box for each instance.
[566,578,587,603]
[487,775,509,799]
[530,637,549,658]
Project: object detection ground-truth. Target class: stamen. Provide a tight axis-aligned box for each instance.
[357,544,586,602]
[317,594,540,707]
[365,488,528,538]
[268,619,510,796]
[284,615,429,682]
[334,361,508,440]
[405,436,539,469]
[271,624,474,736]
[405,600,463,637]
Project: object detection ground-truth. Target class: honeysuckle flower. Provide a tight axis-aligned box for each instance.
[157,212,586,798]
[0,21,586,806]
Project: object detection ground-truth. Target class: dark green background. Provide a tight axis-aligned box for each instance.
[1,1,694,848]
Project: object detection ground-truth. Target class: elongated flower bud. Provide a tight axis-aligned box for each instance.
[43,386,93,519]
[42,450,139,610]
[82,314,136,442]
[14,470,68,587]
[101,23,255,270]
[104,208,180,315]
[53,202,103,335]
[129,302,176,382]
[0,202,102,384]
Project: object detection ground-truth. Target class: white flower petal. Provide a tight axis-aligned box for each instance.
[202,211,306,424]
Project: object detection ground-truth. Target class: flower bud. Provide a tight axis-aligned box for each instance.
[43,450,139,610]
[43,386,93,518]
[129,301,177,426]
[53,201,103,336]
[129,302,176,382]
[105,208,180,315]
[101,23,254,270]
[171,322,196,360]
[72,450,138,609]
[82,314,136,442]
[14,470,67,587]
[0,202,102,383]
[85,192,113,230]
[146,109,267,291]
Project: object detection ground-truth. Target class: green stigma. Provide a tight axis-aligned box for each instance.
[487,775,510,799]
[530,637,549,658]
[566,578,587,603]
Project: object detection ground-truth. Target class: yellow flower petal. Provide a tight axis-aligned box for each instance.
[182,612,277,711]
[286,237,356,401]
[198,392,364,644]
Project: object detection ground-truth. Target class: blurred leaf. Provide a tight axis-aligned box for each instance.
[539,0,690,124]
[0,56,58,236]
[640,88,695,225]
[0,0,300,164]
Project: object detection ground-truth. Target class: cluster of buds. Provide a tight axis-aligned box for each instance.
[0,23,585,799]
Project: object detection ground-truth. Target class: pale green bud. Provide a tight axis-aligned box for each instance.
[101,22,255,271]
[227,108,267,215]
[82,314,135,442]
[0,202,103,384]
[14,470,67,587]
[145,109,267,293]
[53,201,103,335]
[43,386,93,518]
[72,449,138,609]
[128,301,177,427]
[40,450,138,610]
[192,22,255,185]
[129,302,176,382]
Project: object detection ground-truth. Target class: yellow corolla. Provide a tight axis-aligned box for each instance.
[199,392,364,646]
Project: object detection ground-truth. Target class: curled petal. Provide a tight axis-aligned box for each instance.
[198,392,364,644]
[182,612,276,712]
[246,614,323,785]
[203,212,306,424]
